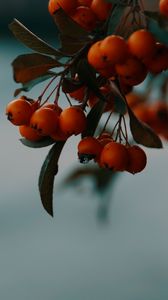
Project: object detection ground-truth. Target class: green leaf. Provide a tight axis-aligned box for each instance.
[82,100,106,138]
[128,107,163,148]
[14,73,55,97]
[52,8,91,55]
[20,137,55,148]
[107,4,126,35]
[147,15,168,46]
[12,53,62,84]
[38,141,66,216]
[9,19,66,58]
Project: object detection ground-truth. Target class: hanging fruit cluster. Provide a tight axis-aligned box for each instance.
[6,0,168,216]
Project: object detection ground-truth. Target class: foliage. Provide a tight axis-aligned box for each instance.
[7,0,168,216]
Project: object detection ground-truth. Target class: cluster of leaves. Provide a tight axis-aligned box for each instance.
[9,0,168,216]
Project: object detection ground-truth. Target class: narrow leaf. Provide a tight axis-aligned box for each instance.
[14,73,55,97]
[82,100,106,138]
[20,137,55,148]
[38,141,66,216]
[9,19,65,57]
[109,81,127,114]
[77,58,106,101]
[128,107,163,148]
[60,35,90,55]
[12,53,61,84]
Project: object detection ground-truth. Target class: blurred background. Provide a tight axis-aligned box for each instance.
[1,1,168,300]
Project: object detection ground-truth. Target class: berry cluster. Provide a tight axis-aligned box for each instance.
[87,30,168,88]
[6,0,168,215]
[5,92,147,175]
[6,97,87,142]
[48,0,112,31]
[78,135,147,174]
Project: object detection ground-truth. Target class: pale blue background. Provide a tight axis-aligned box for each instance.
[1,1,168,299]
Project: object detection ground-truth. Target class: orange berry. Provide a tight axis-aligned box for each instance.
[148,101,168,134]
[144,43,168,74]
[100,141,129,171]
[71,6,97,31]
[50,121,69,141]
[100,35,129,65]
[43,103,62,115]
[59,106,87,136]
[116,56,147,86]
[48,0,77,15]
[77,0,92,6]
[78,136,103,162]
[87,41,109,70]
[133,103,152,124]
[19,125,43,141]
[99,137,113,147]
[98,64,116,78]
[88,85,114,112]
[159,0,168,17]
[127,29,156,60]
[31,100,40,112]
[119,72,147,87]
[30,107,59,136]
[69,86,86,102]
[116,56,145,77]
[91,0,112,21]
[88,95,114,112]
[98,132,112,140]
[125,92,146,109]
[6,98,33,126]
[126,145,147,174]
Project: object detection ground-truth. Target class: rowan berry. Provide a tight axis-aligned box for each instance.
[30,107,59,136]
[48,0,77,15]
[78,136,103,162]
[91,0,112,21]
[19,125,43,141]
[77,0,92,6]
[71,6,97,31]
[144,43,168,74]
[116,56,147,86]
[43,103,62,115]
[127,29,156,60]
[69,86,86,102]
[126,145,147,174]
[100,35,129,65]
[59,106,87,136]
[87,41,109,70]
[159,0,168,18]
[100,141,129,171]
[6,98,33,126]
